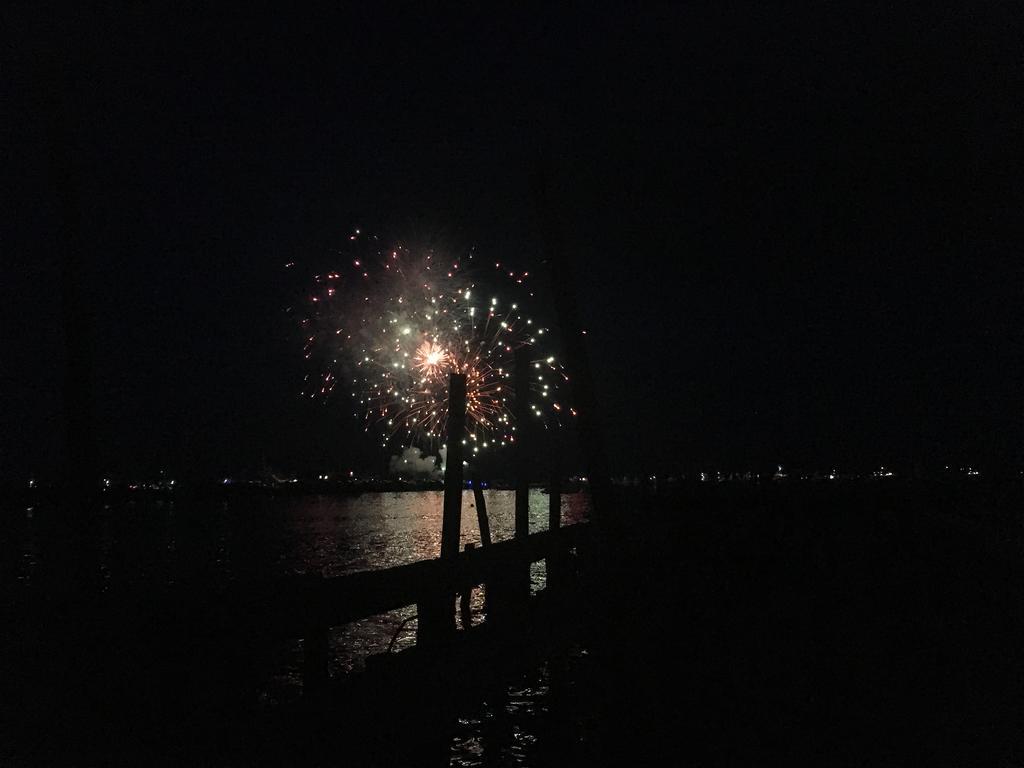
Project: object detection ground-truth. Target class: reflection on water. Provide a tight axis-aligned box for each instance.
[450,669,549,767]
[5,489,588,590]
[276,489,589,577]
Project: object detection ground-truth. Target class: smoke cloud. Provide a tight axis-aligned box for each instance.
[388,446,446,478]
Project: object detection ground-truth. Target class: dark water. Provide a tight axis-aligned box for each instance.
[6,490,590,741]
[3,489,591,766]
[11,488,588,579]
[7,482,1024,765]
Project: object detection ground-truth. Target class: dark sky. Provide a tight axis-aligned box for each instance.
[3,5,1021,479]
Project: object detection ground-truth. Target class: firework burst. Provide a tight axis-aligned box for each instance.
[293,232,570,454]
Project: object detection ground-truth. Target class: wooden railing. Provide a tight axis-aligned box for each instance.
[288,521,591,694]
[296,528,589,696]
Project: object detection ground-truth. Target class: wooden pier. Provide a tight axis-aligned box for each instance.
[291,519,593,695]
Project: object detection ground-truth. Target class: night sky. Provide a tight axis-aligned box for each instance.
[4,5,1021,480]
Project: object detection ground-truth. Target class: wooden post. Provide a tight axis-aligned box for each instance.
[54,62,96,510]
[514,347,531,540]
[440,372,467,560]
[512,348,532,604]
[471,474,492,547]
[470,473,492,619]
[547,435,563,590]
[548,436,561,533]
[419,372,467,645]
[45,57,99,597]
[532,167,614,524]
[548,436,565,593]
[459,543,475,629]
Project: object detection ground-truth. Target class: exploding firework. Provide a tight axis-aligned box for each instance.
[413,340,448,379]
[293,232,571,454]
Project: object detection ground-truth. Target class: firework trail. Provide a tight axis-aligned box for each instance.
[291,231,571,456]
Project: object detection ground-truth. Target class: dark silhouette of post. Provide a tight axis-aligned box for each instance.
[531,166,614,524]
[511,348,532,604]
[46,55,99,597]
[471,474,492,547]
[440,373,467,560]
[57,113,95,509]
[514,347,531,540]
[547,436,563,589]
[469,474,492,616]
[419,372,466,645]
[459,543,475,629]
[548,435,561,533]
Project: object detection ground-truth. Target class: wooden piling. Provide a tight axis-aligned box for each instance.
[531,166,614,524]
[510,348,532,606]
[514,346,531,541]
[460,543,475,629]
[54,64,97,510]
[471,474,492,547]
[547,437,563,589]
[440,372,467,560]
[420,372,467,645]
[548,435,561,534]
[469,477,492,616]
[48,58,100,596]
